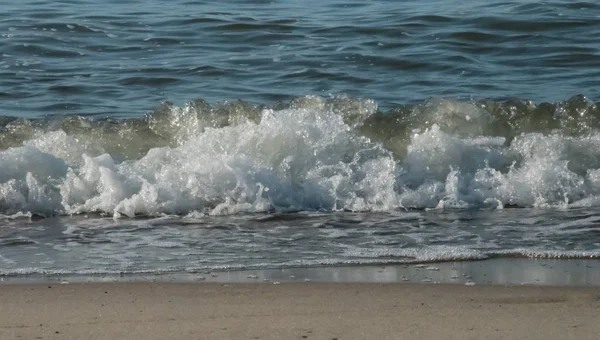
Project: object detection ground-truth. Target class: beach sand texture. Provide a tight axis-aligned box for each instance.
[1,282,599,340]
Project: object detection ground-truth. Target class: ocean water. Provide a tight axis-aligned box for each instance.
[1,0,600,278]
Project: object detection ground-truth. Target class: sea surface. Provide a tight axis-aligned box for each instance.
[1,0,600,279]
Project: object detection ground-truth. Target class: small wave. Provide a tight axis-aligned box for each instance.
[2,95,600,217]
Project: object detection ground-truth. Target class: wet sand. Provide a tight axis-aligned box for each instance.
[1,282,599,340]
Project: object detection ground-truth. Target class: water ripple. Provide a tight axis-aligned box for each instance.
[0,0,598,119]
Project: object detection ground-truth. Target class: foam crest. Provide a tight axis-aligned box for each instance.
[3,95,600,216]
[1,106,397,216]
[397,126,600,209]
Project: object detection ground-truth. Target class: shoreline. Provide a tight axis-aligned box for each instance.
[2,282,599,339]
[3,258,600,286]
[2,258,600,339]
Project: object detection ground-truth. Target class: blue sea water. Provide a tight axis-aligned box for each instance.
[2,0,599,117]
[1,0,600,278]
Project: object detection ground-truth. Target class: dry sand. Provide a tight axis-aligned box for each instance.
[1,282,599,340]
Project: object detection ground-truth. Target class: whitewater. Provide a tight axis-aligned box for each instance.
[2,95,600,218]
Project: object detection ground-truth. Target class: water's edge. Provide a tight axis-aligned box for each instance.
[3,258,599,287]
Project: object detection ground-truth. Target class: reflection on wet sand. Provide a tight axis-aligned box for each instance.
[3,258,599,286]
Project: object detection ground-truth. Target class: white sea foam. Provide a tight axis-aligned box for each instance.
[3,100,600,216]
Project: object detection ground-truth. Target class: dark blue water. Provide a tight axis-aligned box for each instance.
[2,1,600,278]
[2,1,599,118]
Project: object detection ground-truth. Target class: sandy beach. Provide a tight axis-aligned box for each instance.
[1,282,599,340]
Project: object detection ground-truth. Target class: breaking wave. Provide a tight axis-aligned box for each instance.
[2,94,600,217]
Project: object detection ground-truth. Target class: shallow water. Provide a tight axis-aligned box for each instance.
[1,1,600,278]
[1,209,599,276]
[4,259,600,287]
